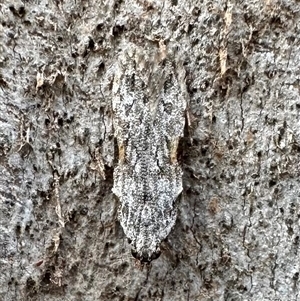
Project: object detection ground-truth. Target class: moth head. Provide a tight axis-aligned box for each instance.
[128,238,161,263]
[131,247,161,264]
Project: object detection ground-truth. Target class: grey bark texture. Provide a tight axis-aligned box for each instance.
[0,0,299,300]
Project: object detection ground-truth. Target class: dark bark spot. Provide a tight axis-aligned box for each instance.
[9,6,16,13]
[18,6,25,17]
[293,272,299,281]
[80,207,88,215]
[57,118,63,127]
[9,5,25,17]
[200,80,210,92]
[15,224,21,238]
[41,270,52,285]
[88,38,95,50]
[66,116,74,124]
[26,277,36,295]
[96,23,104,31]
[72,50,79,58]
[112,24,125,37]
[98,62,105,74]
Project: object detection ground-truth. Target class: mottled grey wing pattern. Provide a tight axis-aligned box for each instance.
[112,44,186,263]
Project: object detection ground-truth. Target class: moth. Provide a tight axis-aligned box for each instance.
[112,43,187,263]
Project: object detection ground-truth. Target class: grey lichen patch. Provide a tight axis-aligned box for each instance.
[112,42,187,263]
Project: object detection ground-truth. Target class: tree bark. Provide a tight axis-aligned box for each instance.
[1,0,300,300]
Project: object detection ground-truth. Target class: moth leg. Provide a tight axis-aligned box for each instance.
[118,141,126,164]
[169,138,179,164]
[185,108,196,145]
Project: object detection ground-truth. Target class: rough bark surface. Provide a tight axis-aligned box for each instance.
[1,0,300,300]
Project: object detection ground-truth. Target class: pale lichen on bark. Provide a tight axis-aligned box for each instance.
[112,42,187,263]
